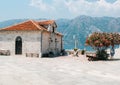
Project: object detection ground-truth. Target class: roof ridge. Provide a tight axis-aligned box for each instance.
[30,20,47,31]
[30,20,42,30]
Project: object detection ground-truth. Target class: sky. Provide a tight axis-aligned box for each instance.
[0,0,120,21]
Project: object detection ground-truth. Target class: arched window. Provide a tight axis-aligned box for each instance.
[15,36,22,54]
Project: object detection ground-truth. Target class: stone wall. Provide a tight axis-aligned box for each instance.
[42,31,62,56]
[0,30,63,57]
[56,35,62,53]
[42,31,50,54]
[0,31,41,57]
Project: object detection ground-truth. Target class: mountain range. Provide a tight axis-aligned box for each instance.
[0,15,120,50]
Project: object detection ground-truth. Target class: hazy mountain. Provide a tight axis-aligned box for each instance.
[0,16,120,49]
[0,19,27,28]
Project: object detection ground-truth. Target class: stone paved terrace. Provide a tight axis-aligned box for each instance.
[0,54,120,85]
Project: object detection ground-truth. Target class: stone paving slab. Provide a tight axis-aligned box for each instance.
[0,55,120,85]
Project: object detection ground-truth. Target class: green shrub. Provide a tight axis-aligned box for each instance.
[74,48,78,51]
[96,50,108,60]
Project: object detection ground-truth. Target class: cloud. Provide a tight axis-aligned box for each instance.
[65,0,120,17]
[30,0,120,18]
[30,0,55,11]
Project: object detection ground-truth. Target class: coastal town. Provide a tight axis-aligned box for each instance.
[0,0,120,85]
[0,19,120,85]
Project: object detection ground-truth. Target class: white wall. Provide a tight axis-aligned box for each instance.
[56,35,62,52]
[41,31,50,54]
[0,31,41,56]
[0,30,63,57]
[41,31,63,55]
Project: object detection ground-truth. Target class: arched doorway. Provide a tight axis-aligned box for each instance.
[15,36,22,55]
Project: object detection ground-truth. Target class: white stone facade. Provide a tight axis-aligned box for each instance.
[0,20,63,57]
[0,31,41,56]
[0,30,63,57]
[42,31,63,55]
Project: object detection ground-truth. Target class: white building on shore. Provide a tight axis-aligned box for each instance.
[0,20,63,57]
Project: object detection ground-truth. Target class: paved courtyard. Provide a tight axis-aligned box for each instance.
[0,54,120,85]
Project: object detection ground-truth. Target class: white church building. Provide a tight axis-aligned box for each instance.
[0,20,63,57]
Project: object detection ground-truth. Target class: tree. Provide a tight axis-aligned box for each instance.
[85,32,120,60]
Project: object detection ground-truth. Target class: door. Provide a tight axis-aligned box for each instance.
[15,36,22,54]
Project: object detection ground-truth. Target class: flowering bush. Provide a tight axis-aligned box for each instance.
[86,32,120,49]
[85,32,120,60]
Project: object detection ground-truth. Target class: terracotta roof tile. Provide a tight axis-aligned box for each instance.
[56,32,63,36]
[0,20,46,31]
[38,20,55,25]
[0,20,62,36]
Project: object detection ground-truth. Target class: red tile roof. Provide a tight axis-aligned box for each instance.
[56,32,63,36]
[38,20,55,25]
[0,20,46,31]
[38,20,57,28]
[0,20,62,36]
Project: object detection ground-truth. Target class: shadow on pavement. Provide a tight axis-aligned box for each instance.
[107,58,120,61]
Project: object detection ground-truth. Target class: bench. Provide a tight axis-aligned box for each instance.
[86,52,109,61]
[0,50,10,56]
[86,55,98,61]
[86,52,97,61]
